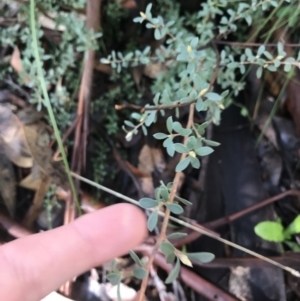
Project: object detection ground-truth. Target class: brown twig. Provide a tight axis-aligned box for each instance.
[62,0,102,296]
[137,104,195,301]
[204,189,300,229]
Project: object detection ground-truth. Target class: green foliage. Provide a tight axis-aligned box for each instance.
[255,215,300,252]
[254,221,285,242]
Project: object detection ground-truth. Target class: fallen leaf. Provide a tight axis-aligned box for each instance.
[10,47,31,84]
[19,164,43,190]
[22,122,69,189]
[39,13,66,31]
[10,47,22,74]
[0,104,33,168]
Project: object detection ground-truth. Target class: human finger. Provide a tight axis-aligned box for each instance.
[0,203,147,301]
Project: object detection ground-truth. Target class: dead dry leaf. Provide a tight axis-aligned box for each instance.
[10,47,22,74]
[0,104,33,168]
[10,47,31,84]
[22,122,69,189]
[0,104,68,189]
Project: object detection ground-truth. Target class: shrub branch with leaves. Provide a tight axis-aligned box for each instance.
[100,1,300,299]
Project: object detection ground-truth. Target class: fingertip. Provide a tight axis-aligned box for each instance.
[114,203,148,244]
[72,203,148,266]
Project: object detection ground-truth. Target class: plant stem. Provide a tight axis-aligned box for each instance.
[137,104,195,301]
[29,0,81,214]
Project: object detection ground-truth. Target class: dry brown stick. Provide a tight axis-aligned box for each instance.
[62,0,102,296]
[72,0,101,172]
[137,104,195,301]
[205,189,300,229]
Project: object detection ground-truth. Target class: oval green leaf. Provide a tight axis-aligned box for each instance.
[129,250,143,266]
[133,267,147,279]
[148,210,158,232]
[175,157,191,172]
[160,241,175,256]
[166,203,184,215]
[165,258,181,284]
[187,252,215,263]
[139,198,158,209]
[254,221,284,242]
[195,146,214,156]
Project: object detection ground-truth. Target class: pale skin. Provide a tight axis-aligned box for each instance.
[0,204,147,301]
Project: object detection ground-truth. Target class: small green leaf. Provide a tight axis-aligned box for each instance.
[196,98,204,111]
[206,92,222,101]
[165,258,181,284]
[245,14,252,25]
[284,241,300,252]
[241,107,248,117]
[254,221,284,242]
[106,272,121,286]
[195,146,214,156]
[139,198,158,209]
[256,66,263,79]
[166,116,173,134]
[166,253,176,263]
[175,157,191,172]
[174,143,188,153]
[257,45,265,56]
[190,157,200,169]
[145,111,156,126]
[172,121,183,133]
[154,133,168,139]
[166,203,184,214]
[193,74,205,90]
[129,250,143,266]
[153,92,160,105]
[245,48,253,60]
[175,196,192,206]
[124,120,135,127]
[203,139,220,147]
[154,28,161,40]
[148,210,158,231]
[160,186,169,201]
[133,267,147,279]
[186,136,197,150]
[284,63,292,72]
[100,58,110,64]
[168,232,188,239]
[160,241,175,255]
[284,215,300,237]
[142,125,147,136]
[187,252,215,263]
